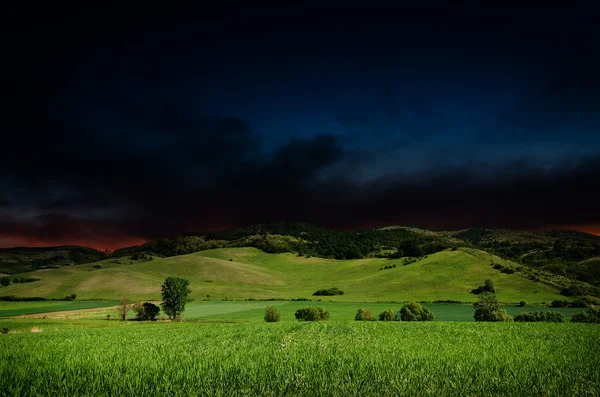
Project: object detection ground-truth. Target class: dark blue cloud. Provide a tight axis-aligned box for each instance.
[1,4,599,247]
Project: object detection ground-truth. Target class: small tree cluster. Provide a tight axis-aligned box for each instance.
[400,302,434,321]
[133,301,160,321]
[355,308,373,321]
[312,287,344,296]
[295,306,330,321]
[264,305,280,322]
[378,309,397,321]
[471,279,495,295]
[552,299,587,308]
[514,311,564,322]
[571,307,600,323]
[63,294,77,301]
[473,292,513,322]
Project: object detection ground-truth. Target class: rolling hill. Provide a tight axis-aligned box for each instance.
[0,247,570,304]
[0,246,108,275]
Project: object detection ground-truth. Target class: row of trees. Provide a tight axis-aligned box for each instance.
[115,277,193,321]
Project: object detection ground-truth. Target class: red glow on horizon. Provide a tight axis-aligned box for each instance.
[0,236,147,252]
[548,224,600,236]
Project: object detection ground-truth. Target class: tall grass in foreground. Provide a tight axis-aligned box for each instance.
[1,321,599,396]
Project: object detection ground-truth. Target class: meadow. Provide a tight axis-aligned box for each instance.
[1,319,598,396]
[0,247,568,304]
[1,300,586,322]
[0,301,118,317]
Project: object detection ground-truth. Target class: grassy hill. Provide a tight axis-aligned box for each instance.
[0,247,568,304]
[0,246,107,275]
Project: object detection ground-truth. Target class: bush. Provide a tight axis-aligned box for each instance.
[570,300,587,308]
[0,328,8,334]
[514,311,565,322]
[378,309,397,321]
[93,264,102,269]
[519,301,526,307]
[474,292,513,322]
[551,300,570,308]
[355,308,373,321]
[0,277,10,287]
[295,306,330,321]
[264,305,280,322]
[471,279,495,295]
[500,268,515,274]
[400,302,434,321]
[571,307,600,323]
[312,287,344,296]
[488,309,514,322]
[139,302,160,321]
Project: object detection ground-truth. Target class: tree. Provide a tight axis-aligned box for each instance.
[118,298,131,321]
[0,277,10,287]
[400,302,434,321]
[161,277,193,320]
[484,279,495,293]
[571,307,600,323]
[473,292,512,322]
[142,302,160,321]
[264,305,280,322]
[378,309,397,321]
[471,279,496,295]
[295,307,330,321]
[355,308,373,321]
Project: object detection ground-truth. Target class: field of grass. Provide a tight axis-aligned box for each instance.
[3,301,585,323]
[0,247,567,303]
[0,301,117,317]
[1,319,598,396]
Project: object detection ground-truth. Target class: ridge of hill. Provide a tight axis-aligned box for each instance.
[0,247,574,304]
[0,246,107,275]
[3,222,600,291]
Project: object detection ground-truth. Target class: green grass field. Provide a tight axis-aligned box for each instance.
[0,247,567,303]
[1,320,598,396]
[1,300,585,323]
[0,301,118,317]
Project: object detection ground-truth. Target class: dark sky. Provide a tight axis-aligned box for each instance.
[1,4,599,249]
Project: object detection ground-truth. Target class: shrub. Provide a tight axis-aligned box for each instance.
[355,308,373,321]
[471,279,495,295]
[500,268,515,274]
[571,307,600,323]
[264,306,280,322]
[400,302,434,321]
[488,309,514,322]
[519,301,526,307]
[570,300,587,308]
[93,264,102,269]
[474,292,513,322]
[295,307,329,321]
[551,300,569,308]
[0,277,10,287]
[312,287,344,296]
[0,328,8,334]
[514,311,565,322]
[134,302,160,321]
[378,309,397,321]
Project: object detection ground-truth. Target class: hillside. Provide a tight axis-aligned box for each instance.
[0,246,107,275]
[0,247,569,304]
[111,223,600,288]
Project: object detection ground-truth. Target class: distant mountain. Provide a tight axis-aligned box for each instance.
[0,246,108,275]
[115,222,600,287]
